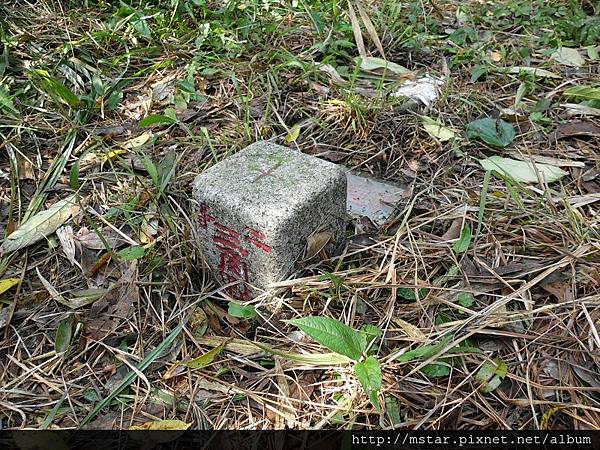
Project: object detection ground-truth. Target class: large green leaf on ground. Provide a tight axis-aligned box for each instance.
[139,114,177,127]
[289,316,366,361]
[466,118,516,147]
[422,363,450,377]
[479,156,568,183]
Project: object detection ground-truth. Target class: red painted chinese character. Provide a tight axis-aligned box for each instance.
[198,203,215,229]
[214,223,252,300]
[244,227,272,253]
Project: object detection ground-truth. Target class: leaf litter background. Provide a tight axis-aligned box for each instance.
[0,0,599,430]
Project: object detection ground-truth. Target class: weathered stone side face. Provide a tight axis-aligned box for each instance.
[193,141,347,299]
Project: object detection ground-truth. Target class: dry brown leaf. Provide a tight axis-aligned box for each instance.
[548,121,600,142]
[16,153,36,180]
[441,217,463,241]
[75,226,128,250]
[490,51,503,62]
[393,317,427,341]
[84,261,139,340]
[139,214,158,244]
[130,419,191,430]
[305,231,333,260]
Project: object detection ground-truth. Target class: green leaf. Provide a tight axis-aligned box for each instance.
[479,156,568,183]
[69,159,80,190]
[355,56,411,75]
[284,123,301,144]
[228,302,257,319]
[354,356,382,411]
[385,396,402,425]
[118,246,145,261]
[28,69,79,107]
[466,118,516,147]
[422,363,450,377]
[182,342,225,370]
[140,153,159,190]
[107,90,123,110]
[164,108,178,122]
[55,319,72,355]
[318,272,344,290]
[457,292,475,307]
[289,316,366,361]
[157,152,179,196]
[434,312,452,326]
[475,358,508,393]
[0,84,18,116]
[453,224,472,253]
[139,114,177,128]
[83,389,101,402]
[422,117,457,142]
[563,85,600,102]
[360,324,382,352]
[470,64,487,82]
[132,18,152,39]
[0,277,20,295]
[91,74,104,96]
[398,287,428,301]
[396,335,453,363]
[551,47,585,67]
[496,66,561,79]
[0,194,79,255]
[449,344,482,355]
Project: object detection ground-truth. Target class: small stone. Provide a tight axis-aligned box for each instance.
[193,141,346,299]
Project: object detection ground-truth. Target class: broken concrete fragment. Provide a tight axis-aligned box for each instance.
[193,141,346,300]
[346,172,404,226]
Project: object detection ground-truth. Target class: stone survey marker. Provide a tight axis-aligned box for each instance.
[193,142,346,300]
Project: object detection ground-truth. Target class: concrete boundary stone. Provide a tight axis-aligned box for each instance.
[193,141,347,299]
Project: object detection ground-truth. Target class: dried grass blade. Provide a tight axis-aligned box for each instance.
[347,1,366,58]
[355,0,386,58]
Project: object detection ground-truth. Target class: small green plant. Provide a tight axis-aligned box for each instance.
[466,117,516,148]
[289,316,383,411]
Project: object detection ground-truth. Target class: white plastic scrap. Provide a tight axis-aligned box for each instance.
[391,75,445,107]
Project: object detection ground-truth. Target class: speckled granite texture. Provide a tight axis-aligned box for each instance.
[193,141,347,299]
